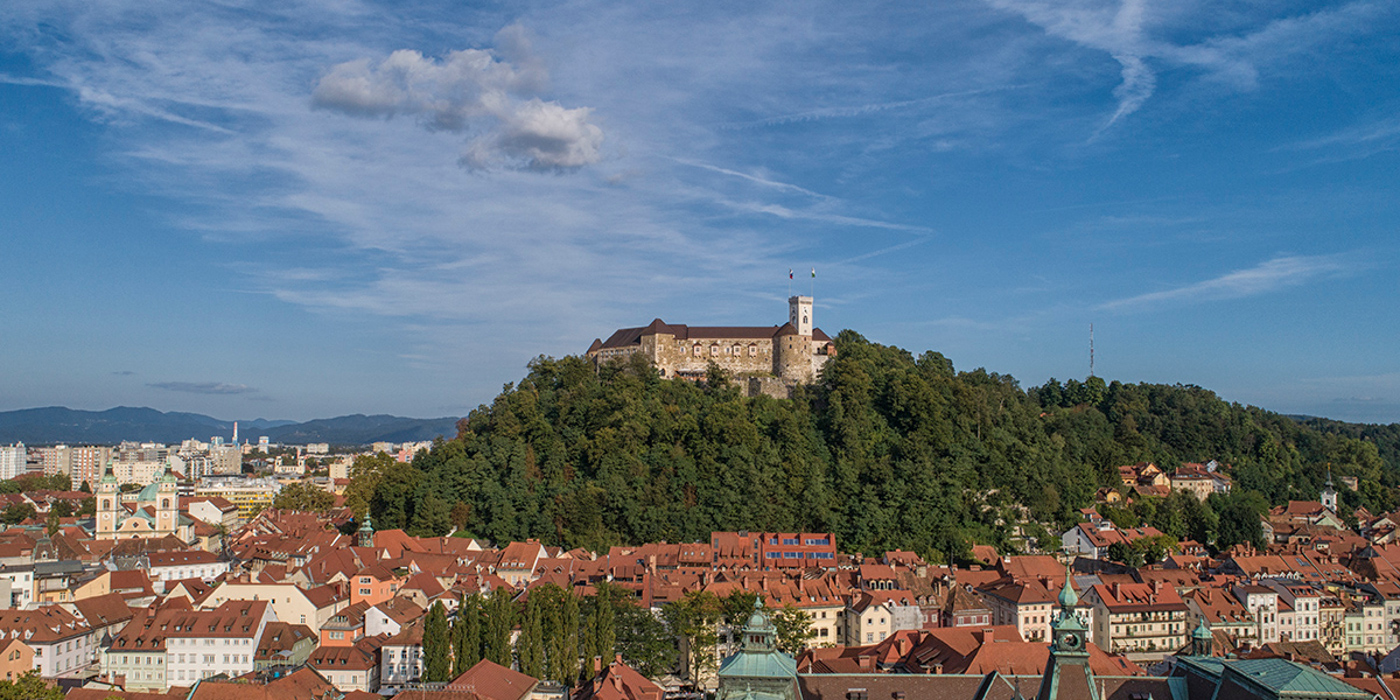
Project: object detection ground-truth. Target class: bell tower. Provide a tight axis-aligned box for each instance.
[1035,568,1098,700]
[156,465,179,537]
[1321,469,1338,513]
[96,464,119,540]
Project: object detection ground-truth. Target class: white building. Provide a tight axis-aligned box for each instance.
[145,551,230,582]
[163,600,274,687]
[0,607,94,678]
[0,444,27,481]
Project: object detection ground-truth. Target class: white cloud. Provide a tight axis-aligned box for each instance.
[312,25,602,171]
[1099,254,1349,311]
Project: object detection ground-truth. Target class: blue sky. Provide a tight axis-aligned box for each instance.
[2,0,1398,423]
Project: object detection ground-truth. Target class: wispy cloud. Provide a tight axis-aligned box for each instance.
[1099,254,1350,311]
[149,382,258,395]
[672,159,830,199]
[111,371,136,376]
[985,0,1392,135]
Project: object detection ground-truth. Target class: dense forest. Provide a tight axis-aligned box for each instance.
[349,331,1397,564]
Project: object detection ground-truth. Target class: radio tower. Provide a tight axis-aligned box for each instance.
[1089,323,1095,378]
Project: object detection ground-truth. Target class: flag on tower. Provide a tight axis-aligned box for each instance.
[789,269,793,280]
[811,268,816,278]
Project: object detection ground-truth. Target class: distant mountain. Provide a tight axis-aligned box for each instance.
[0,407,460,446]
[261,414,460,445]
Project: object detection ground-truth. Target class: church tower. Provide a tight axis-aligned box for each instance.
[1321,469,1338,513]
[96,464,119,540]
[1189,617,1214,657]
[1035,568,1098,700]
[358,515,375,548]
[155,464,179,536]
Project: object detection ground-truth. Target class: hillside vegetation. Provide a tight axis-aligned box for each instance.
[358,331,1396,563]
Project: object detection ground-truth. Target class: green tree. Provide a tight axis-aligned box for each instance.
[423,601,451,682]
[483,587,516,667]
[615,601,677,679]
[410,494,453,537]
[518,592,546,678]
[662,591,722,689]
[50,500,73,518]
[0,671,63,700]
[772,605,817,654]
[453,594,483,675]
[593,589,616,669]
[271,481,335,513]
[0,503,35,525]
[560,585,581,685]
[344,451,396,520]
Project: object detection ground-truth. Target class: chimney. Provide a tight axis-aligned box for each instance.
[594,656,603,675]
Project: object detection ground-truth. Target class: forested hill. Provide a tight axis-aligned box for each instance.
[360,331,1397,564]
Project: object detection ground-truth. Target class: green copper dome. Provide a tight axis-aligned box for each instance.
[1057,567,1078,609]
[1193,617,1212,640]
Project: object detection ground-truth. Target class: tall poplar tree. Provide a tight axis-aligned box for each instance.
[483,587,516,667]
[518,594,545,678]
[540,585,566,683]
[561,588,581,685]
[423,601,451,682]
[453,593,483,676]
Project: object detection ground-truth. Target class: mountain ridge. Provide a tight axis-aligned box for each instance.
[0,406,459,446]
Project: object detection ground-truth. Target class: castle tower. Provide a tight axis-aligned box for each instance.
[156,464,179,536]
[1035,568,1098,700]
[96,464,119,540]
[788,296,812,337]
[1321,469,1338,513]
[775,296,816,382]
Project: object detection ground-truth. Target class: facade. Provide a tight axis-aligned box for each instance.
[162,600,274,687]
[0,445,26,481]
[0,607,93,678]
[194,476,281,521]
[146,550,229,582]
[1082,582,1189,654]
[978,578,1057,643]
[204,582,324,631]
[95,466,182,541]
[586,296,836,387]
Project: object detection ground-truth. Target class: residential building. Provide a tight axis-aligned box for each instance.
[162,600,274,687]
[977,577,1057,643]
[0,606,93,678]
[1082,582,1189,654]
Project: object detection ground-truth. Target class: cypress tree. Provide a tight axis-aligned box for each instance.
[423,601,451,682]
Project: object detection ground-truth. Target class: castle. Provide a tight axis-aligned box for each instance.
[586,296,836,393]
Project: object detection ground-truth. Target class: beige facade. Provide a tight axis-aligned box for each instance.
[587,296,835,386]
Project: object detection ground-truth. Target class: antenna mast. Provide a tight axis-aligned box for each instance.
[1089,323,1095,378]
